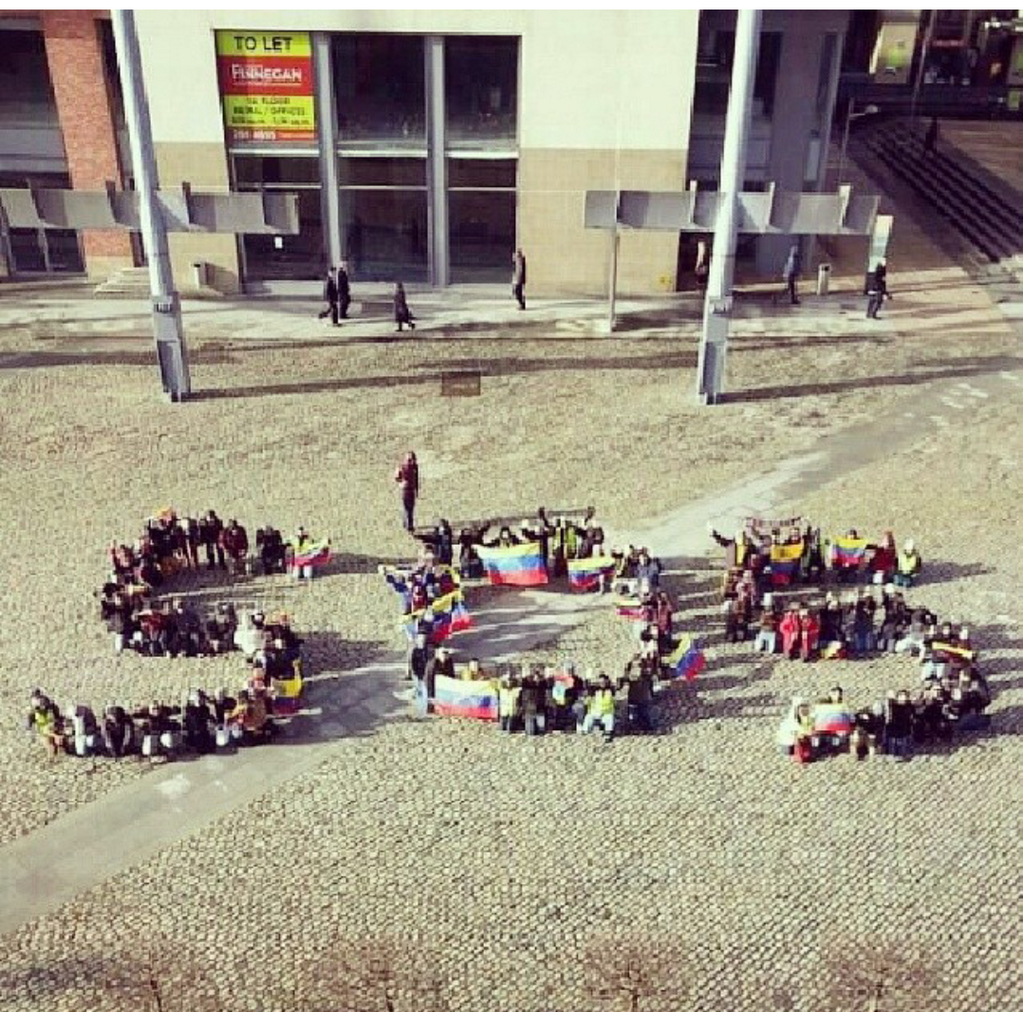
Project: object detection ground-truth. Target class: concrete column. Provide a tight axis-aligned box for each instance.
[112,9,190,402]
[313,33,342,270]
[425,35,449,287]
[696,8,761,404]
[41,11,133,279]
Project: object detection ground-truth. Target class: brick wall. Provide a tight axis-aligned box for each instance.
[41,10,133,275]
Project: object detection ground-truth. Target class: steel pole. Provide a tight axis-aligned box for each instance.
[695,8,761,404]
[910,10,934,123]
[111,9,190,401]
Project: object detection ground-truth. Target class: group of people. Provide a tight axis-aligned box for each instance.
[26,677,288,761]
[776,665,991,763]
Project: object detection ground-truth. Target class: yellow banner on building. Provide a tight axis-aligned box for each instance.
[215,31,311,59]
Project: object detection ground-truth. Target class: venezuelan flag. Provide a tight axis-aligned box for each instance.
[832,536,867,569]
[812,703,855,735]
[433,673,499,720]
[665,636,705,680]
[931,641,975,662]
[615,601,647,621]
[402,590,470,643]
[293,540,331,568]
[476,542,548,587]
[567,556,616,591]
[769,541,803,585]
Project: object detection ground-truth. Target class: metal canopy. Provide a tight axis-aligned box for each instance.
[585,184,879,236]
[0,185,299,235]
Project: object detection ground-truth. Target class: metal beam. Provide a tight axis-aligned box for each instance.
[111,9,190,403]
[696,8,762,405]
[314,33,342,270]
[425,36,449,287]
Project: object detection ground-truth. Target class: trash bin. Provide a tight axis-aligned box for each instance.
[816,263,831,296]
[191,260,210,288]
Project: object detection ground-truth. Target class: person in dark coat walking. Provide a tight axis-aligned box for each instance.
[394,282,415,332]
[866,261,888,319]
[781,243,802,305]
[512,248,527,310]
[318,268,340,326]
[395,450,420,532]
[337,260,351,319]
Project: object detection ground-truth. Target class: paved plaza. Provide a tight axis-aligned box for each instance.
[1,229,1022,1011]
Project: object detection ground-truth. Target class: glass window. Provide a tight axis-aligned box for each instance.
[339,158,426,187]
[445,37,518,148]
[449,190,515,283]
[340,189,427,283]
[447,158,516,189]
[241,188,324,281]
[333,35,425,145]
[233,156,321,187]
[0,30,59,127]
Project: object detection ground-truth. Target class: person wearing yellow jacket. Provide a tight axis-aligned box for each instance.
[581,674,617,740]
[893,539,922,588]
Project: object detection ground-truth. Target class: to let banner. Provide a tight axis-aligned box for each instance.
[216,31,315,143]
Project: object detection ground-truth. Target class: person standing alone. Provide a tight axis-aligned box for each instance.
[866,260,888,320]
[337,260,351,320]
[782,243,802,306]
[512,248,527,310]
[395,451,420,533]
[319,267,340,327]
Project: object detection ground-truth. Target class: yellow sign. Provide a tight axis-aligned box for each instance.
[216,32,311,58]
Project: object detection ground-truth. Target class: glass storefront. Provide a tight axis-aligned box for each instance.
[448,158,516,282]
[233,155,324,281]
[227,34,519,286]
[333,35,425,146]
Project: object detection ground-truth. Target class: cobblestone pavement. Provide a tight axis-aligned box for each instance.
[0,259,1022,1010]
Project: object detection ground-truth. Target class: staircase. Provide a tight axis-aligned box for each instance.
[849,118,1023,289]
[92,266,152,297]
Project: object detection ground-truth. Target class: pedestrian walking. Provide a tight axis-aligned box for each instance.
[781,243,802,305]
[318,267,340,327]
[395,450,420,532]
[866,261,889,320]
[512,247,527,310]
[337,260,351,320]
[394,281,415,332]
[923,116,939,155]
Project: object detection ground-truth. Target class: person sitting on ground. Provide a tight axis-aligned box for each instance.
[234,612,265,659]
[620,662,656,733]
[635,549,661,596]
[851,703,884,760]
[183,691,216,754]
[581,674,616,741]
[914,682,950,743]
[101,703,134,757]
[27,691,65,757]
[811,686,855,754]
[518,665,541,736]
[894,538,922,588]
[776,696,814,758]
[68,703,100,757]
[210,687,237,732]
[819,598,847,660]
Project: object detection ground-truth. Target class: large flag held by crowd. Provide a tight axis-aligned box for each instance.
[432,673,499,720]
[768,541,803,586]
[476,542,549,587]
[831,535,868,569]
[567,556,616,591]
[665,635,705,681]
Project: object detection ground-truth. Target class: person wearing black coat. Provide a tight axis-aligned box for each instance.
[198,510,226,570]
[337,261,351,319]
[319,267,340,326]
[866,262,888,320]
[394,282,415,332]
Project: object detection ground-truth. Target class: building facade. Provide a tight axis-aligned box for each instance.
[1,9,856,294]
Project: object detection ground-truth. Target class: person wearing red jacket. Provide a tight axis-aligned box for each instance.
[799,606,820,662]
[779,604,801,659]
